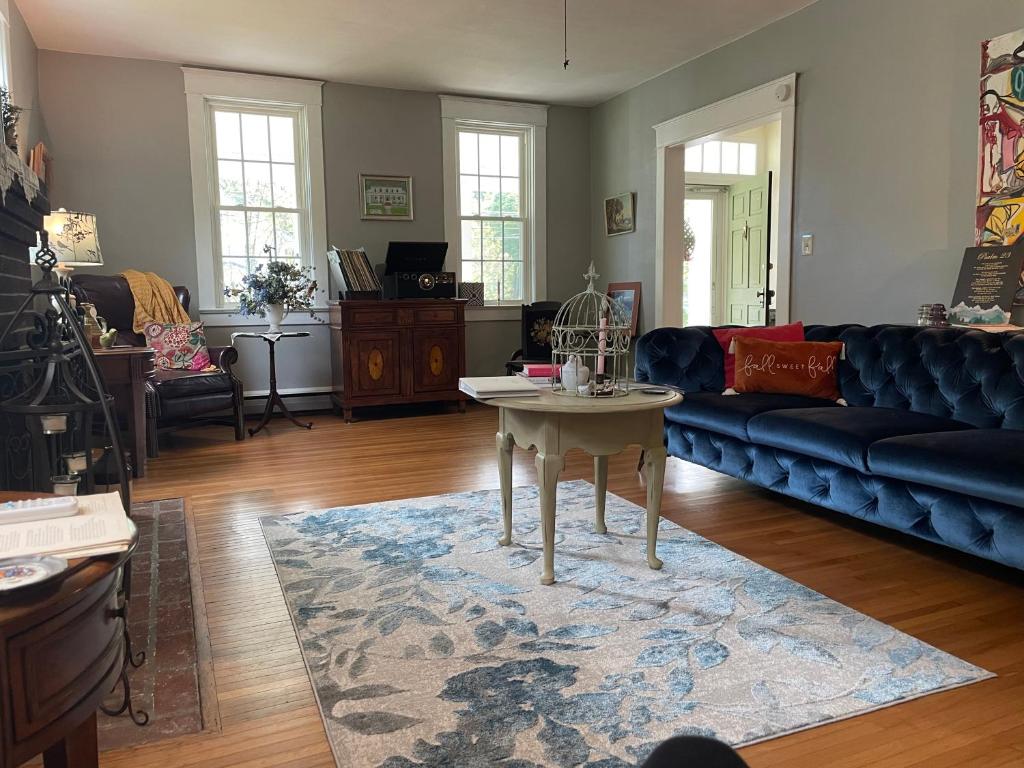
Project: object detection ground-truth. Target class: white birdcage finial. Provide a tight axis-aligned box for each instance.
[583,261,600,290]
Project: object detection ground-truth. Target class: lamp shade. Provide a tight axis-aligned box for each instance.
[43,209,103,266]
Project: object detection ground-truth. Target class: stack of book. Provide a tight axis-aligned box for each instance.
[516,363,560,386]
[328,247,382,299]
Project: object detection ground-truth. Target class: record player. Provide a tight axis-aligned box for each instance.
[381,241,456,299]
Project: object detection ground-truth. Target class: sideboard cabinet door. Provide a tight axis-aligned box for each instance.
[349,331,403,398]
[412,329,461,393]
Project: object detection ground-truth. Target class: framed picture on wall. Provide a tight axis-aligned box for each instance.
[359,174,414,220]
[604,192,635,236]
[607,281,642,337]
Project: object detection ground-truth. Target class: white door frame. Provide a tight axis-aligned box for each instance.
[653,73,797,327]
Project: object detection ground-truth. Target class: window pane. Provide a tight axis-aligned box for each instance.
[275,212,300,259]
[214,111,242,160]
[246,211,275,257]
[461,219,481,262]
[479,133,500,175]
[462,261,481,282]
[218,160,244,206]
[482,261,502,301]
[500,134,520,177]
[268,116,295,163]
[500,177,520,217]
[458,132,478,174]
[721,141,739,174]
[460,174,479,216]
[702,141,721,174]
[241,113,270,161]
[244,162,273,207]
[502,261,523,301]
[482,220,504,259]
[685,144,702,173]
[503,221,522,260]
[219,210,246,255]
[222,257,248,293]
[739,143,757,175]
[273,163,298,208]
[479,176,501,216]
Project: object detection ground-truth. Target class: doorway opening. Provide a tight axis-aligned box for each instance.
[652,74,796,329]
[682,118,782,326]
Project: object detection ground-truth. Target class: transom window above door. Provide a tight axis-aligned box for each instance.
[685,140,757,175]
[457,128,528,305]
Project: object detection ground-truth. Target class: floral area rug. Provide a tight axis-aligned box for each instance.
[260,481,992,767]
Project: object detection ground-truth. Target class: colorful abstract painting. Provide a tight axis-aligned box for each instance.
[978,28,1024,246]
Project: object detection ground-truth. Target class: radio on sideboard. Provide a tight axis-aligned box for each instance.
[381,241,456,299]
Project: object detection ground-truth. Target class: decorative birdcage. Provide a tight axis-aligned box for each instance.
[550,262,631,397]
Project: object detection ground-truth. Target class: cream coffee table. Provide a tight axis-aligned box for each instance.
[481,387,683,585]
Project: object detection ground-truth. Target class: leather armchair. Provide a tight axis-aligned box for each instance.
[70,274,245,454]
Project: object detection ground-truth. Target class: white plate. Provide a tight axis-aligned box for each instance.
[0,555,69,592]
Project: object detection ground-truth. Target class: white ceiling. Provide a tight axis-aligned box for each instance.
[21,0,817,106]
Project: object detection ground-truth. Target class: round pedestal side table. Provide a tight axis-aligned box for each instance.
[232,331,313,436]
[0,492,138,768]
[478,388,682,585]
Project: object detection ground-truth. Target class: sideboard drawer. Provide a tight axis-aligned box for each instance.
[7,570,122,743]
[349,308,399,328]
[413,307,459,325]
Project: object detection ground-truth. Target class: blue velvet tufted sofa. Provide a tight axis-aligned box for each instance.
[635,324,1024,571]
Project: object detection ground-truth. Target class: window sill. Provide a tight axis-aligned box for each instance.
[466,307,521,322]
[198,307,330,327]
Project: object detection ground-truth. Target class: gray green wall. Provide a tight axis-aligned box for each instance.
[9,0,44,157]
[590,0,1023,335]
[36,51,591,399]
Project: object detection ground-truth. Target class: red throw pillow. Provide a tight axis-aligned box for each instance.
[712,322,804,388]
[732,337,843,400]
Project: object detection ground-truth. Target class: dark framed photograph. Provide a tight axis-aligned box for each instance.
[607,281,642,337]
[604,192,635,236]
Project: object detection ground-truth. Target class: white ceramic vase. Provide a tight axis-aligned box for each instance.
[265,303,286,333]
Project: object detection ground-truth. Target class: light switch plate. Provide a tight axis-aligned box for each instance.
[801,234,814,256]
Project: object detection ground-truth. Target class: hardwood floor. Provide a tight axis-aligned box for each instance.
[100,405,1024,767]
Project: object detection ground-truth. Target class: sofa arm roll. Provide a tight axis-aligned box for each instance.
[634,326,726,393]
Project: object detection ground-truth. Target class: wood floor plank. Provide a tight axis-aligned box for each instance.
[96,405,1024,767]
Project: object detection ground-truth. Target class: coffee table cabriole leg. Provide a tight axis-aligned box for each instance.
[496,431,514,546]
[536,451,564,585]
[643,444,668,570]
[594,455,609,534]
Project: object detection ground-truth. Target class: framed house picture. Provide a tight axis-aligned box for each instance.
[359,174,414,220]
[604,192,635,236]
[607,281,642,337]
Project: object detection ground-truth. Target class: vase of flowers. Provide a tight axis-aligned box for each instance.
[225,260,318,332]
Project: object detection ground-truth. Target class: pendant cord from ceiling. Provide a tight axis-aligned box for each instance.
[563,0,570,69]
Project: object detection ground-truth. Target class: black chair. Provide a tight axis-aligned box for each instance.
[504,301,562,375]
[70,274,245,455]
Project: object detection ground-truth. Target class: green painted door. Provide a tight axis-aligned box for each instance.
[725,173,771,326]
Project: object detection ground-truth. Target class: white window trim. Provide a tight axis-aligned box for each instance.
[183,67,328,313]
[0,0,12,96]
[441,95,547,322]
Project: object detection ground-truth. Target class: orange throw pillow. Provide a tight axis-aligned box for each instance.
[732,337,843,400]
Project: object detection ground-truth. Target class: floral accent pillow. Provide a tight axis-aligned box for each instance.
[144,322,212,371]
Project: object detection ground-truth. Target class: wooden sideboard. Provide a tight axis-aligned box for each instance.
[329,299,467,421]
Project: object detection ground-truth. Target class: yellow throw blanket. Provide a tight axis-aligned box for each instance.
[121,269,191,333]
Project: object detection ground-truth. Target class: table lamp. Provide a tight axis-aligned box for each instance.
[33,208,104,282]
